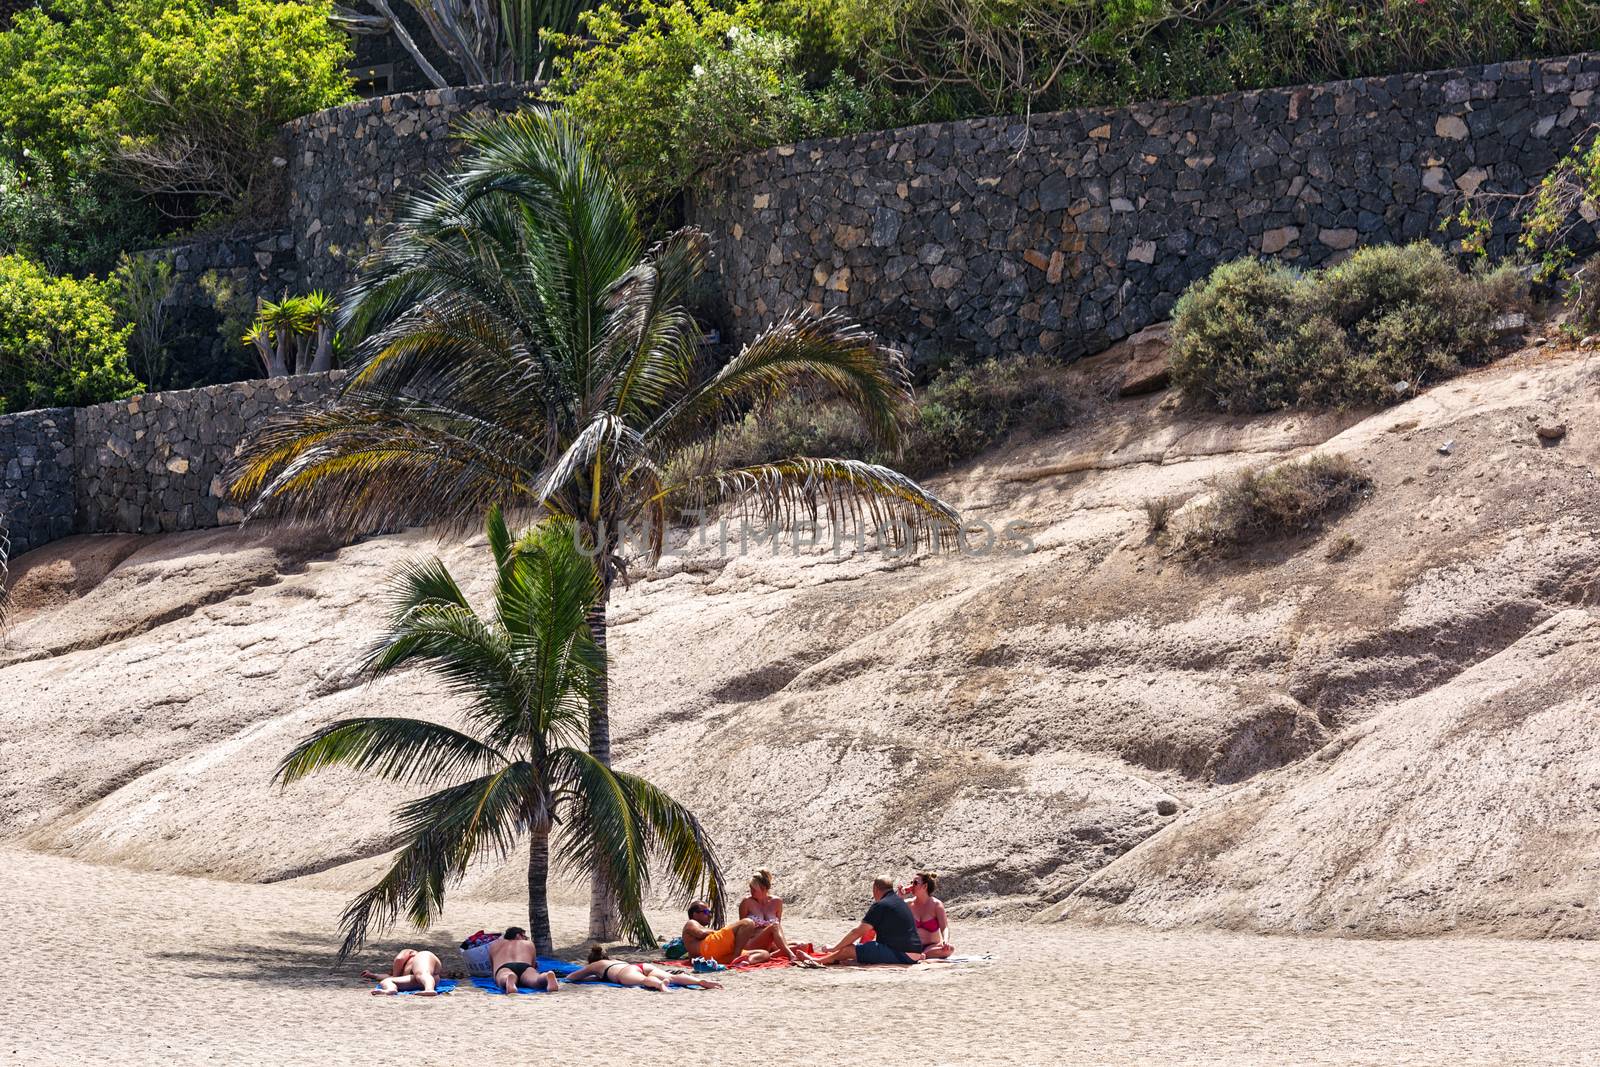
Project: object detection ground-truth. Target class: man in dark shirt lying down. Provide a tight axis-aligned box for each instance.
[814,874,926,965]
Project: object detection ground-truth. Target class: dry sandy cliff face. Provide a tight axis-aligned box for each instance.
[3,341,1599,934]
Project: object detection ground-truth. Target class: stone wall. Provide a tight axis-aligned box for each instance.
[74,373,343,537]
[141,231,299,390]
[0,408,75,558]
[283,83,536,294]
[690,53,1600,363]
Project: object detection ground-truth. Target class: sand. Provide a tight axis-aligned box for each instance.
[3,846,1597,1067]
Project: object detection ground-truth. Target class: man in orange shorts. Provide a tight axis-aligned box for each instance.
[681,900,812,965]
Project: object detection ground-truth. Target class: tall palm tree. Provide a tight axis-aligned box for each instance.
[231,107,959,937]
[276,508,723,958]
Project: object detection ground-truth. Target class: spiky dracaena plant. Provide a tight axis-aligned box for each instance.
[230,107,959,938]
[277,508,723,958]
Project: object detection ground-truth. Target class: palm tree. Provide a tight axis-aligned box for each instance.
[230,107,959,937]
[276,508,723,958]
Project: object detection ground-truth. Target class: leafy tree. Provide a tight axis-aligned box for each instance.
[0,253,141,415]
[277,508,723,957]
[230,107,957,936]
[545,0,876,202]
[0,0,354,227]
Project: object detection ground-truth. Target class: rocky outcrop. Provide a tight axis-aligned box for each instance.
[6,342,1600,935]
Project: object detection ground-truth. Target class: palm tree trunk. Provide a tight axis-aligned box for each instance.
[529,824,554,956]
[586,590,622,941]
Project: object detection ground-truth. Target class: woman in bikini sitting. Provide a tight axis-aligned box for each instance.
[739,868,784,927]
[900,871,954,959]
[566,944,723,991]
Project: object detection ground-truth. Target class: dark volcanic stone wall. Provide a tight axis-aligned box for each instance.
[691,53,1600,363]
[284,84,535,294]
[74,373,343,536]
[142,231,299,390]
[0,408,74,558]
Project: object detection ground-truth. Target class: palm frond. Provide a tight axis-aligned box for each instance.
[361,601,535,735]
[611,768,726,925]
[600,228,708,421]
[334,762,538,959]
[227,394,541,533]
[386,554,474,625]
[275,716,504,788]
[650,309,914,458]
[547,746,654,946]
[686,456,962,549]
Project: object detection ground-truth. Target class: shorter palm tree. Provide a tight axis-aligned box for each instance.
[276,507,722,958]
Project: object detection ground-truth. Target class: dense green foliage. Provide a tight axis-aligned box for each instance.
[277,509,724,957]
[1176,453,1371,558]
[547,0,875,202]
[0,0,354,256]
[548,0,1599,200]
[0,254,141,415]
[1169,244,1527,413]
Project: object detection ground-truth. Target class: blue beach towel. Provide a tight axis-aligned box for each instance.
[472,957,582,994]
[471,975,552,995]
[375,979,459,995]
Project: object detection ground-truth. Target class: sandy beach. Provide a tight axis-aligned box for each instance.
[2,846,1596,1066]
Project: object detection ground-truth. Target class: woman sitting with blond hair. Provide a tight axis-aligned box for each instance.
[900,871,953,959]
[738,868,784,927]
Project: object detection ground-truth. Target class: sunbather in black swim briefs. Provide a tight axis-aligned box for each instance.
[496,962,533,979]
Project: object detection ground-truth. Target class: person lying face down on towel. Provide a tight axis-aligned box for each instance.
[363,948,447,995]
[488,928,561,994]
[566,944,723,990]
[813,875,927,966]
[681,900,817,966]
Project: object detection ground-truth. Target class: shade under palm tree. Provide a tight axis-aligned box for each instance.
[231,106,959,937]
[277,508,723,958]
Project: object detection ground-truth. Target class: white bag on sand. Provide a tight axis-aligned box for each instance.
[462,939,498,977]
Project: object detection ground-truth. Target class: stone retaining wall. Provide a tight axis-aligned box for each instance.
[0,408,75,558]
[74,373,343,537]
[141,231,299,389]
[690,53,1600,363]
[284,83,536,294]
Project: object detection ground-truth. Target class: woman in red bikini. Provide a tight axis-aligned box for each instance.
[900,871,953,959]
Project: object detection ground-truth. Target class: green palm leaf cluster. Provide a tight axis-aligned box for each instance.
[277,508,722,958]
[231,106,958,937]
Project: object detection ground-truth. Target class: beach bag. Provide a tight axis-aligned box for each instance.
[460,932,500,977]
[662,936,687,960]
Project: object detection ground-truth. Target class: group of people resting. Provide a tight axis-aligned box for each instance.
[363,867,952,995]
[681,869,951,969]
[364,931,726,995]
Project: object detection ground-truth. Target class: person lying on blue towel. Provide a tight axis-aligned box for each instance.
[363,948,448,996]
[566,944,723,990]
[489,928,562,994]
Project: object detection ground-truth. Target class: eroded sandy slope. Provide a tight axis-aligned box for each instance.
[4,342,1599,932]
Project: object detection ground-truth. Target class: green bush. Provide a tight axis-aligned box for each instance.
[0,0,353,231]
[546,0,877,202]
[905,355,1074,475]
[0,156,159,277]
[1176,454,1371,558]
[1170,243,1527,413]
[0,254,141,414]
